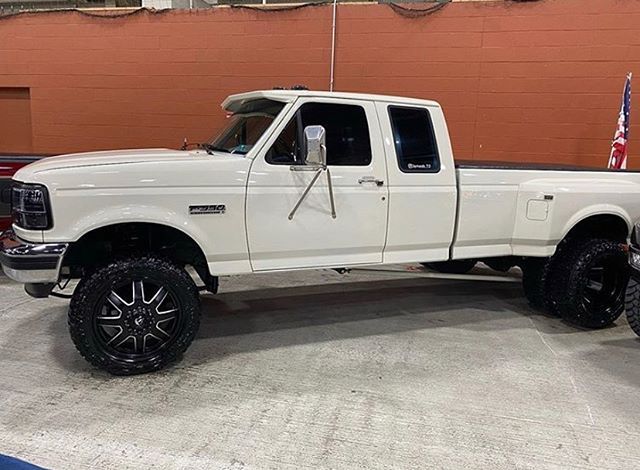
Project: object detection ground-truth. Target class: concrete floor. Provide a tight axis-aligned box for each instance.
[1,266,640,469]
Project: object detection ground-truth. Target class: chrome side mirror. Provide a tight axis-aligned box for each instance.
[303,125,326,167]
[288,124,335,221]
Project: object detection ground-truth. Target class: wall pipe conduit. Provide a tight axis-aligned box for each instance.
[329,0,337,91]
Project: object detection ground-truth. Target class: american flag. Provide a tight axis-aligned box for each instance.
[608,73,632,169]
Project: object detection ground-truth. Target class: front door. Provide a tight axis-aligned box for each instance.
[246,97,389,271]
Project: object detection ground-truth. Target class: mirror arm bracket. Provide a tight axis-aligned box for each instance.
[289,129,336,221]
[288,167,324,221]
[326,167,336,219]
[288,164,337,221]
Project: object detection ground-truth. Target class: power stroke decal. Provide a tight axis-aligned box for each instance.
[189,205,226,215]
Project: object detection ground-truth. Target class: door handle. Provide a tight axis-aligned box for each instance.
[358,176,384,187]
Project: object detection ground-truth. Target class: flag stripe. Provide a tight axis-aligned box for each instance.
[608,73,631,170]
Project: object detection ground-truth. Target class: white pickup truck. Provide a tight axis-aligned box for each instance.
[0,89,636,374]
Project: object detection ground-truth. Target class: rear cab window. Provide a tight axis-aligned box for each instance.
[388,106,440,173]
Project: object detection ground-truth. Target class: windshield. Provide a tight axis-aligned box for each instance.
[208,98,286,155]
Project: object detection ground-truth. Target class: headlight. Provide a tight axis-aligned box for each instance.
[631,249,640,270]
[11,182,52,230]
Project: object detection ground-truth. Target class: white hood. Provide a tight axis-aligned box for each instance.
[12,147,250,192]
[17,149,204,176]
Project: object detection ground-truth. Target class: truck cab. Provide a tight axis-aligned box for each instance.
[232,91,457,270]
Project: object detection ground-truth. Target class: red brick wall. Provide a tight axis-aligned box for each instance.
[0,0,638,167]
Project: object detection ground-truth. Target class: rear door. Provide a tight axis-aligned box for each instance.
[375,102,458,263]
[246,97,389,270]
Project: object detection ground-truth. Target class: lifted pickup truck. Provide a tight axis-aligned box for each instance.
[0,89,636,374]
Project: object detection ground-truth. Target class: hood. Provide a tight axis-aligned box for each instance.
[16,148,209,175]
[13,147,251,191]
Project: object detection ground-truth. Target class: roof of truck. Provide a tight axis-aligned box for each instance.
[222,89,441,112]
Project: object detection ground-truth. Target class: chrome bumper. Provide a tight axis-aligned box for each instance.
[0,229,68,283]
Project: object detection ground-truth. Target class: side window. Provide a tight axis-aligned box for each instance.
[301,103,371,166]
[266,102,372,166]
[388,106,440,173]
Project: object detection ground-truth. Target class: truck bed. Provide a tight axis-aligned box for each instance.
[452,161,640,260]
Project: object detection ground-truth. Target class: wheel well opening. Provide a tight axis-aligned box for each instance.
[63,223,210,281]
[563,214,629,244]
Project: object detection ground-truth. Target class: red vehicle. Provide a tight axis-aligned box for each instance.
[0,156,42,232]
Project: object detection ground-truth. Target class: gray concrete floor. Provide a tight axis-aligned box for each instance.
[1,266,640,469]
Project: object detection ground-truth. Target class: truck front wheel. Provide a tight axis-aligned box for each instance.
[557,239,629,329]
[68,256,201,375]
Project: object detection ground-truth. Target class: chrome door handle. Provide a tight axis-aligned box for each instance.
[358,176,384,187]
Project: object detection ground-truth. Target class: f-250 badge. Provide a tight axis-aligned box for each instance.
[189,204,226,215]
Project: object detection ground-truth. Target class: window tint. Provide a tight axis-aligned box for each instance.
[266,114,301,164]
[209,99,285,155]
[388,106,440,173]
[212,115,274,155]
[266,103,372,166]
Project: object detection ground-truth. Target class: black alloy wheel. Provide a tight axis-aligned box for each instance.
[94,280,183,359]
[579,256,628,318]
[558,239,628,329]
[69,256,200,375]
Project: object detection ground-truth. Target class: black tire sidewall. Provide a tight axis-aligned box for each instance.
[625,277,640,336]
[68,256,200,375]
[541,239,578,315]
[522,258,547,309]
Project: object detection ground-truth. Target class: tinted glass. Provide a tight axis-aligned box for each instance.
[209,99,285,155]
[389,106,440,173]
[267,103,372,166]
[266,113,301,164]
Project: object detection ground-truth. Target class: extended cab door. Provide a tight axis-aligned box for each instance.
[246,97,389,270]
[374,102,457,263]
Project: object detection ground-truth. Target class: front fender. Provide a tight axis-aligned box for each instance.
[51,200,250,275]
[69,203,210,251]
[22,156,252,275]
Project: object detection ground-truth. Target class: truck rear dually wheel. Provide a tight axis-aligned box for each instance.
[68,255,201,375]
[556,239,628,329]
[521,258,552,310]
[523,239,578,315]
[523,254,570,316]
